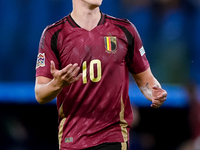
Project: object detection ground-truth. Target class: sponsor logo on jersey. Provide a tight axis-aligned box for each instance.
[36,53,45,69]
[104,36,117,53]
[139,46,145,56]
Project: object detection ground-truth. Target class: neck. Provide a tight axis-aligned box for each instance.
[71,1,101,31]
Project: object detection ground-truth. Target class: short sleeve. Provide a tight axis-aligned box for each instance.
[35,27,60,79]
[126,23,149,74]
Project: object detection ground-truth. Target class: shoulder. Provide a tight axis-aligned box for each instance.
[105,14,140,38]
[42,16,68,36]
[105,14,133,27]
[105,14,138,34]
[105,14,129,23]
[39,16,69,48]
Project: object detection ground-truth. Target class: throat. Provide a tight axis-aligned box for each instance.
[71,11,102,31]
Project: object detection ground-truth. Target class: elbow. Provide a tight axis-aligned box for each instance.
[36,99,48,105]
[35,95,47,105]
[34,83,57,104]
[35,86,49,104]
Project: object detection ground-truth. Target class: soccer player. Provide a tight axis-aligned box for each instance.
[35,0,167,149]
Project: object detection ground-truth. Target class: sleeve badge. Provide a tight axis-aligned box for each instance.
[36,53,45,69]
[139,46,145,56]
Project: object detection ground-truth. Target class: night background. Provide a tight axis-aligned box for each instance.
[0,0,200,150]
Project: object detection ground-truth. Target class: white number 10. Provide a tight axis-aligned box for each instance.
[82,59,102,84]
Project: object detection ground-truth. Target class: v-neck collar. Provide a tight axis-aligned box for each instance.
[67,12,106,28]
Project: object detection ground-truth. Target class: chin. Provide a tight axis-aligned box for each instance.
[83,0,103,7]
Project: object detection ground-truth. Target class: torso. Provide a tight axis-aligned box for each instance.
[36,13,149,149]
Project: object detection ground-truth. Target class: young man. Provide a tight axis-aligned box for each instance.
[35,0,167,149]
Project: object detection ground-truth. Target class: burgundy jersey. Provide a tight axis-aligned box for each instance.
[36,13,149,149]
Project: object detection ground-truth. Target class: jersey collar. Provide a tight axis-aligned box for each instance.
[67,12,105,28]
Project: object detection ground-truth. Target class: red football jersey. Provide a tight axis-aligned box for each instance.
[36,13,149,149]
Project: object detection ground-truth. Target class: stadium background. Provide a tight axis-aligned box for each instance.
[0,0,200,149]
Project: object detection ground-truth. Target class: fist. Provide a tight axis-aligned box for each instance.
[151,85,167,108]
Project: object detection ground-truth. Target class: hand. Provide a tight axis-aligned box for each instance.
[50,61,82,88]
[151,85,167,108]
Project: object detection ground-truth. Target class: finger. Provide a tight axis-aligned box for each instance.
[62,63,78,76]
[154,92,167,99]
[152,100,161,105]
[154,95,167,101]
[60,64,73,76]
[62,64,82,84]
[152,87,167,96]
[67,66,81,80]
[152,85,160,90]
[162,91,168,97]
[70,66,81,77]
[151,98,165,108]
[73,73,82,82]
[50,61,56,74]
[151,101,163,108]
[67,73,82,84]
[151,104,160,109]
[153,98,167,103]
[154,91,167,101]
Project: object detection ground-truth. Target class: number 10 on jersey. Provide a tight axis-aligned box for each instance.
[82,59,102,84]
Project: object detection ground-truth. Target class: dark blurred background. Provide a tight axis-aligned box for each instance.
[0,0,200,149]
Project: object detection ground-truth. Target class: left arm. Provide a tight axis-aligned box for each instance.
[132,67,167,108]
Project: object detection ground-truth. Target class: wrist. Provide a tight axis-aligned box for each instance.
[50,78,64,91]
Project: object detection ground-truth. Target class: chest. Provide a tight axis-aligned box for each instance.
[57,26,128,68]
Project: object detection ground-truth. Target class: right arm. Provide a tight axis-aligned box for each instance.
[35,61,82,104]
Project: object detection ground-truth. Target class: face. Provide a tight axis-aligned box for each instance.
[81,0,103,7]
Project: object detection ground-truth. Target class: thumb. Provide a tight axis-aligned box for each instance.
[50,61,56,74]
[152,84,160,90]
[152,85,160,99]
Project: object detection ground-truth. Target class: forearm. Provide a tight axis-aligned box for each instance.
[139,77,161,101]
[132,68,167,108]
[132,68,161,101]
[35,79,62,104]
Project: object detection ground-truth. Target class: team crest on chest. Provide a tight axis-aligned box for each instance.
[104,36,117,53]
[36,53,45,69]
